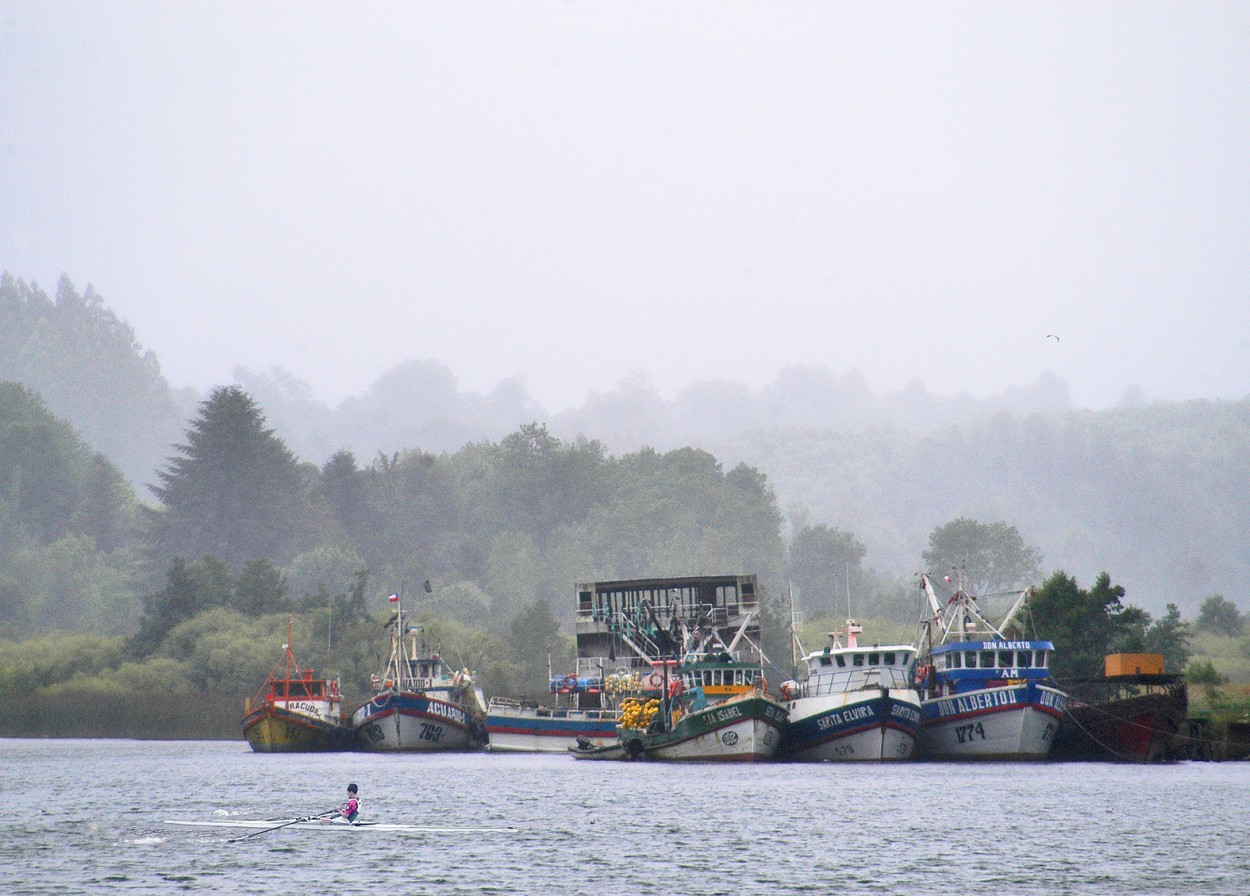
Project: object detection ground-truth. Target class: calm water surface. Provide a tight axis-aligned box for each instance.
[3,739,1248,895]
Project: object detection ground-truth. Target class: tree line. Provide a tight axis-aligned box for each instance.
[2,378,1227,709]
[3,269,1246,714]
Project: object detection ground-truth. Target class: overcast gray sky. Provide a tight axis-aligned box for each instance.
[2,3,1247,411]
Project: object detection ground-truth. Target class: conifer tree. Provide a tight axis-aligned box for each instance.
[146,387,307,574]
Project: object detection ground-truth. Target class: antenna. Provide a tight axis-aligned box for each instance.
[844,560,852,619]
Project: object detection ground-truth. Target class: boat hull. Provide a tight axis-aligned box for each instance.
[618,695,788,762]
[783,688,920,761]
[164,819,518,834]
[486,707,619,753]
[242,704,352,753]
[919,682,1066,760]
[1051,687,1188,762]
[352,691,487,752]
[568,741,629,760]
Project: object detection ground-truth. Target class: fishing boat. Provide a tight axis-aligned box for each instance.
[570,574,787,762]
[241,621,352,753]
[485,669,624,753]
[616,658,788,762]
[779,619,921,761]
[915,574,1067,760]
[1051,653,1189,762]
[351,596,489,752]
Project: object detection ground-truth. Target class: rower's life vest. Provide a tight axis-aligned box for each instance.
[345,797,360,821]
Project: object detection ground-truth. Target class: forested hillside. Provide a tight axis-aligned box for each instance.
[0,273,193,486]
[0,383,142,636]
[4,276,1249,719]
[709,399,1250,617]
[2,269,1247,620]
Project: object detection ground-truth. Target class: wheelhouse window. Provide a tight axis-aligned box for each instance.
[853,654,865,667]
[1016,650,1031,668]
[998,650,1013,668]
[1034,650,1048,668]
[835,655,846,668]
[883,652,896,665]
[951,652,962,668]
[979,651,995,668]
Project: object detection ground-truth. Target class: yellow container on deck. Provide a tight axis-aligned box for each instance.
[1105,653,1164,677]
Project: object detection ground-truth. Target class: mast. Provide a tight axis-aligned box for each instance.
[788,581,798,679]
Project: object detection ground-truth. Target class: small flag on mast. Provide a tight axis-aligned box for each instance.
[388,594,400,603]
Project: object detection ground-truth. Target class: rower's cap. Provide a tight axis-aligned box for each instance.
[347,783,358,794]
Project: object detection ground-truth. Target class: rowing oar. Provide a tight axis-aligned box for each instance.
[227,811,337,843]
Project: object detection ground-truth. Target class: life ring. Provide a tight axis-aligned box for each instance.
[563,673,578,691]
[648,671,664,689]
[780,682,792,701]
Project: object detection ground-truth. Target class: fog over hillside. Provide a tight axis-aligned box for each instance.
[5,270,1246,620]
[4,5,1247,623]
[236,358,1249,618]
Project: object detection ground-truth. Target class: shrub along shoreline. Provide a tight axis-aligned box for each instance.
[0,691,248,740]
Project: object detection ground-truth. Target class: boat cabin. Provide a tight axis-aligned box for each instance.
[369,653,463,693]
[922,640,1056,698]
[679,661,764,699]
[264,670,339,704]
[573,574,763,682]
[930,640,1054,678]
[796,642,916,696]
[247,623,344,724]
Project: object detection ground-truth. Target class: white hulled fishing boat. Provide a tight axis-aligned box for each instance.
[352,595,488,752]
[779,619,920,761]
[915,574,1067,760]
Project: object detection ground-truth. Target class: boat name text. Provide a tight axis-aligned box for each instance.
[427,701,467,725]
[890,704,921,725]
[816,703,876,731]
[937,688,1020,718]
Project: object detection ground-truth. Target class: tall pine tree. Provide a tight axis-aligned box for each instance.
[145,387,307,576]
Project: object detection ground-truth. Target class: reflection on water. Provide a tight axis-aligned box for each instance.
[4,739,1249,895]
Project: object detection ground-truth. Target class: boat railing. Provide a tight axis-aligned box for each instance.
[802,666,915,696]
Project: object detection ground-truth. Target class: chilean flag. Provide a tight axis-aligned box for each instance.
[388,594,400,603]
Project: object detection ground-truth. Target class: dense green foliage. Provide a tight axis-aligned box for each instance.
[145,386,312,575]
[1029,571,1192,681]
[1197,594,1244,636]
[4,273,1248,722]
[0,383,142,637]
[789,524,867,616]
[922,518,1042,596]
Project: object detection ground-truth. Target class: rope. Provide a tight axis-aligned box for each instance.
[1059,703,1163,762]
[1059,695,1223,761]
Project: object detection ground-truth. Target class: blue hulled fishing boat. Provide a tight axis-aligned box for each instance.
[915,575,1067,760]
